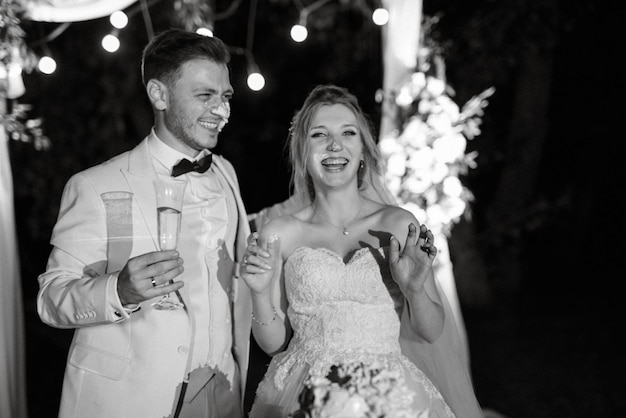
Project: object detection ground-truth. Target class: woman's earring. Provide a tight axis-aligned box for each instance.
[359,160,364,169]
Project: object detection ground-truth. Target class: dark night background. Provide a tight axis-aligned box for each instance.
[7,0,623,417]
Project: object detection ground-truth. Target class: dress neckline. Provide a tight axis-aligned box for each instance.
[287,246,385,265]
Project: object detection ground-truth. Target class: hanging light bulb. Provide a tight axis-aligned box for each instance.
[247,60,265,91]
[110,10,129,29]
[196,27,214,37]
[290,23,307,42]
[38,55,57,75]
[372,7,389,26]
[247,72,265,91]
[290,0,332,42]
[37,44,57,75]
[102,33,120,53]
[290,12,308,43]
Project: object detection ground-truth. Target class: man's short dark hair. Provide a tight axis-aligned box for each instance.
[141,28,231,87]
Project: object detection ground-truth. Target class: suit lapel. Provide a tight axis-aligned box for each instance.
[122,138,159,250]
[211,157,250,263]
[211,157,252,392]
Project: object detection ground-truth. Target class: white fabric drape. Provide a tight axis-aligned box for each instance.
[25,0,138,22]
[0,124,28,418]
[380,0,468,354]
[380,0,421,138]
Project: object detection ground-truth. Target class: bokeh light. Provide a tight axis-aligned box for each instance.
[38,56,57,74]
[101,34,120,53]
[290,24,308,42]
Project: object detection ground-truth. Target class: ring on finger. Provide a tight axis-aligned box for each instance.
[151,278,157,287]
[243,255,248,264]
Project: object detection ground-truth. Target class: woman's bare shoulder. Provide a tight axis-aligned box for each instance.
[376,204,419,225]
[372,204,421,241]
[258,214,296,237]
[257,209,311,250]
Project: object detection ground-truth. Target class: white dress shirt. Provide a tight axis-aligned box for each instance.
[148,133,238,387]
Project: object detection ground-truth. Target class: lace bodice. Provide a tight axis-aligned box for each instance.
[272,246,412,389]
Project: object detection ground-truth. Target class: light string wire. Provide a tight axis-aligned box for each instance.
[26,0,381,87]
[140,0,154,40]
[244,0,259,71]
[297,0,333,22]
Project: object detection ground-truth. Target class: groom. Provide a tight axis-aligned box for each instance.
[37,29,252,418]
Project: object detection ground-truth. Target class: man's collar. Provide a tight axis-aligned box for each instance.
[148,129,211,170]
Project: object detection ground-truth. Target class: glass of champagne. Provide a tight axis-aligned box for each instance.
[153,179,187,310]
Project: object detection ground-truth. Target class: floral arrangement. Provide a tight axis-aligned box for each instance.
[379,16,494,236]
[1,0,50,149]
[290,362,430,418]
[1,102,50,149]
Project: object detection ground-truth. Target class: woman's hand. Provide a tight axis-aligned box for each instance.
[388,223,437,296]
[240,232,280,296]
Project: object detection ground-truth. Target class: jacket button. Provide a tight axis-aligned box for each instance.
[177,346,188,354]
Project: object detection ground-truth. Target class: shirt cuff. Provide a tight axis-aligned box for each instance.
[108,272,142,320]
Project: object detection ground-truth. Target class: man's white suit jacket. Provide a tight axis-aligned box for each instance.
[37,135,252,418]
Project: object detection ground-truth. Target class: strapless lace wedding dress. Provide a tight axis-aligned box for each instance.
[248,247,455,418]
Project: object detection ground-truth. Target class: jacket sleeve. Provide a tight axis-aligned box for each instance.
[37,172,130,328]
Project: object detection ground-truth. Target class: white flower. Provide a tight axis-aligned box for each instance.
[408,148,435,172]
[386,176,402,196]
[318,388,351,416]
[430,161,449,184]
[387,153,407,177]
[401,202,427,222]
[294,362,417,418]
[417,99,433,116]
[425,76,445,96]
[396,86,414,107]
[431,133,467,164]
[440,196,467,221]
[379,135,403,156]
[426,112,456,137]
[404,175,431,195]
[399,118,429,149]
[422,188,439,207]
[442,176,463,198]
[426,204,450,227]
[410,71,427,92]
[380,62,494,235]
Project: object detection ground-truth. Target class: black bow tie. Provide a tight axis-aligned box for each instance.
[171,154,213,177]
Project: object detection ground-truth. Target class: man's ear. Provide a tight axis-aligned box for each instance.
[146,79,167,111]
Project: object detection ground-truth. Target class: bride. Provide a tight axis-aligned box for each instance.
[240,84,483,418]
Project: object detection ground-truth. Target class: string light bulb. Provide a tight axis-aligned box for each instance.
[109,11,129,29]
[290,23,308,42]
[246,60,265,91]
[37,44,57,75]
[38,55,57,75]
[290,9,308,43]
[372,7,389,26]
[101,32,120,53]
[290,0,332,43]
[196,27,214,37]
[247,72,265,91]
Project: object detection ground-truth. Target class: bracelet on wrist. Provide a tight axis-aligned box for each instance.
[251,306,277,326]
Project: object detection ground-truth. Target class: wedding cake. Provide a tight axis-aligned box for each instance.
[290,362,430,418]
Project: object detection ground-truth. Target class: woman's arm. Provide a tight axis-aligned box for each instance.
[388,216,444,343]
[240,223,292,355]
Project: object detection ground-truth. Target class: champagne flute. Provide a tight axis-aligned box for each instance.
[153,179,187,310]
